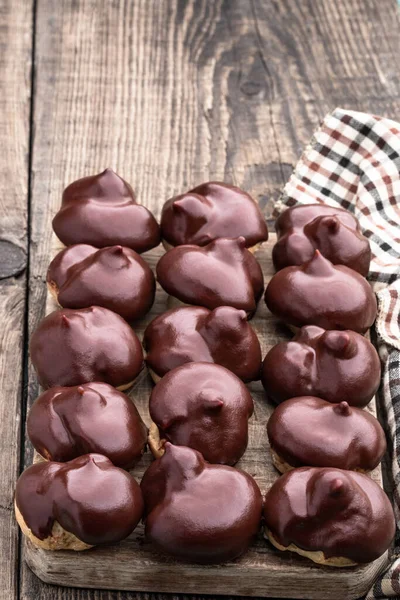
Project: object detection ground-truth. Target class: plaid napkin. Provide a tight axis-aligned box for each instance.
[274,108,400,599]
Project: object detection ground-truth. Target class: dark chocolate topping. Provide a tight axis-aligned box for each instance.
[48,244,96,287]
[15,454,144,545]
[143,305,262,381]
[263,467,395,563]
[53,169,160,252]
[264,250,377,333]
[141,444,262,563]
[267,396,386,471]
[261,325,381,406]
[149,363,254,465]
[156,237,264,315]
[27,383,147,469]
[273,204,371,276]
[160,181,268,248]
[47,244,155,321]
[30,307,144,389]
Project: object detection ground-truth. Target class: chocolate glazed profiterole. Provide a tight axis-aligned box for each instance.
[160,181,268,251]
[262,325,381,406]
[47,244,155,321]
[264,250,377,333]
[143,305,262,382]
[15,454,144,551]
[273,203,371,276]
[267,396,386,473]
[263,467,395,566]
[27,383,147,469]
[148,362,254,465]
[30,307,144,389]
[141,444,263,563]
[52,169,160,252]
[156,237,264,317]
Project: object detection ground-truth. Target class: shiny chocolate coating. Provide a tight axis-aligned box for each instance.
[15,454,144,545]
[262,325,381,406]
[160,181,268,248]
[143,305,262,381]
[156,237,264,315]
[267,396,386,471]
[149,363,254,465]
[52,169,160,252]
[47,244,155,321]
[263,467,395,563]
[264,250,377,333]
[141,444,262,563]
[30,307,144,389]
[273,204,371,276]
[27,383,147,469]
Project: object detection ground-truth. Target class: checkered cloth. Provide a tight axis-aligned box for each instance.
[274,108,400,599]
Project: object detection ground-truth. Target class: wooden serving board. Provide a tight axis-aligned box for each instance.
[24,234,389,600]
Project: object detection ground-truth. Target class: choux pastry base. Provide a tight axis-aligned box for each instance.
[271,449,294,474]
[15,503,92,551]
[270,449,368,475]
[147,422,166,459]
[161,239,174,252]
[117,373,144,392]
[264,527,357,568]
[47,280,60,304]
[166,294,254,319]
[161,239,263,254]
[148,367,162,384]
[283,322,368,338]
[33,452,46,464]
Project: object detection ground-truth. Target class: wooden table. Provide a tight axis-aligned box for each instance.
[1,1,400,599]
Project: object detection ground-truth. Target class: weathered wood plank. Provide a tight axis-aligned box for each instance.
[21,0,400,598]
[0,0,33,599]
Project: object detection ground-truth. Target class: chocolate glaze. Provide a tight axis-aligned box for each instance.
[156,237,264,315]
[52,169,160,252]
[261,325,381,406]
[143,306,262,381]
[263,467,395,563]
[264,250,377,333]
[15,454,144,545]
[149,362,254,465]
[47,244,155,321]
[267,396,386,471]
[30,307,144,389]
[160,181,268,248]
[27,383,147,469]
[141,443,262,563]
[273,204,371,276]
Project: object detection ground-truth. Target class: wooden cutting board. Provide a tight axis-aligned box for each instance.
[23,234,389,600]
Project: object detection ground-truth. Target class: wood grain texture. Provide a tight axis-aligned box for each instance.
[23,233,387,600]
[20,0,400,598]
[0,1,33,599]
